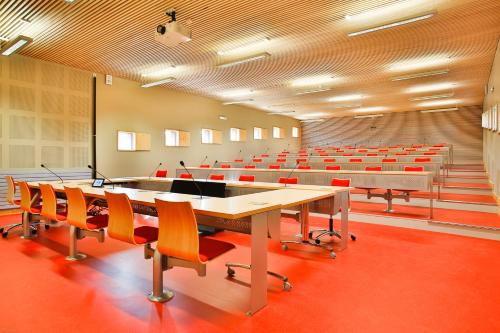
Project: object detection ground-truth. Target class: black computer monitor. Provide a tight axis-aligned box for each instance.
[170,179,226,198]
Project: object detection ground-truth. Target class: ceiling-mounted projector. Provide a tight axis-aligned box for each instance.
[154,8,191,47]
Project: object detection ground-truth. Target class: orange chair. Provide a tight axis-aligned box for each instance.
[238,175,255,182]
[234,159,244,162]
[199,164,210,168]
[268,165,281,169]
[365,166,382,171]
[378,149,389,152]
[64,186,109,260]
[342,153,353,156]
[276,158,287,163]
[424,152,437,155]
[415,157,431,162]
[349,158,362,163]
[296,158,307,163]
[244,165,256,169]
[330,178,351,187]
[325,165,341,170]
[179,173,193,179]
[39,183,67,224]
[319,153,328,156]
[298,165,312,170]
[209,174,225,181]
[278,154,287,157]
[105,191,158,256]
[324,158,336,163]
[395,153,409,156]
[261,154,269,157]
[155,170,168,177]
[358,149,368,153]
[278,177,298,184]
[382,158,397,163]
[404,166,424,172]
[1,176,24,237]
[148,200,236,303]
[366,153,378,156]
[220,164,231,168]
[252,158,263,163]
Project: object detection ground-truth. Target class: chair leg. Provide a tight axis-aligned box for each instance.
[148,250,174,302]
[225,262,292,291]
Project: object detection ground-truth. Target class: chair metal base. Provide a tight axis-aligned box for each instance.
[65,253,87,261]
[281,239,337,259]
[148,290,175,303]
[225,262,292,291]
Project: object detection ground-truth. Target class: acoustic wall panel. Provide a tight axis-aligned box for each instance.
[9,56,35,83]
[9,145,35,168]
[9,86,35,111]
[9,115,35,140]
[70,147,88,168]
[70,121,89,142]
[41,63,65,88]
[41,118,64,141]
[41,146,64,168]
[69,95,90,117]
[42,91,64,114]
[69,71,91,92]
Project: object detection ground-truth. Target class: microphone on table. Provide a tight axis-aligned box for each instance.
[283,159,302,188]
[199,155,208,166]
[148,162,163,179]
[180,161,204,199]
[237,149,242,158]
[87,165,114,189]
[205,160,218,182]
[40,164,64,183]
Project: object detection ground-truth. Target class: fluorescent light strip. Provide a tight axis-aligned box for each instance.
[141,65,176,77]
[220,89,253,98]
[354,114,384,119]
[328,94,364,102]
[296,88,332,95]
[268,111,296,115]
[348,13,435,37]
[217,52,271,68]
[141,77,176,88]
[300,119,325,123]
[405,82,456,93]
[410,93,454,101]
[418,99,460,107]
[291,75,336,87]
[420,107,459,113]
[391,69,449,81]
[218,37,270,56]
[1,35,33,56]
[222,99,254,105]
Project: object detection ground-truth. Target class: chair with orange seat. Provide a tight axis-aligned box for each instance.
[366,153,378,156]
[105,191,158,259]
[234,159,244,163]
[414,157,431,163]
[365,166,382,171]
[238,175,255,182]
[349,158,362,163]
[296,158,307,163]
[276,158,286,163]
[404,166,425,172]
[220,164,231,168]
[382,158,397,163]
[324,158,336,163]
[1,176,24,237]
[278,177,298,184]
[148,200,236,303]
[179,173,193,179]
[209,174,225,181]
[199,164,210,168]
[297,165,311,170]
[268,165,281,169]
[244,165,256,169]
[325,165,341,170]
[64,186,109,261]
[252,158,263,163]
[39,183,68,225]
[155,170,168,178]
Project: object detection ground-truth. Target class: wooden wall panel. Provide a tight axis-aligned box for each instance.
[302,106,483,163]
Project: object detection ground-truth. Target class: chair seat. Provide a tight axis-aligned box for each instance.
[133,226,159,244]
[12,199,21,206]
[86,214,109,229]
[29,205,43,213]
[199,237,235,262]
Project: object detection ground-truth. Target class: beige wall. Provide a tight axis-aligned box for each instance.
[95,75,300,177]
[483,39,500,200]
[301,107,483,164]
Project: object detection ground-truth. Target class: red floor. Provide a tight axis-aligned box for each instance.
[351,189,497,203]
[0,215,499,333]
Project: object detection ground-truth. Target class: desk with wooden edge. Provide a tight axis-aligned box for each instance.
[25,180,349,316]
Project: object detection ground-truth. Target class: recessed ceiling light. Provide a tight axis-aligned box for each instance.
[354,114,384,119]
[352,106,387,113]
[348,13,435,37]
[389,57,450,72]
[218,115,228,120]
[141,65,177,78]
[220,89,253,98]
[300,119,325,123]
[391,69,450,81]
[409,92,454,101]
[291,75,336,87]
[217,37,271,56]
[417,99,461,107]
[420,107,459,113]
[328,94,364,102]
[296,88,332,95]
[141,77,176,88]
[1,35,33,56]
[405,82,456,93]
[217,52,271,68]
[65,0,77,3]
[345,0,432,22]
[222,99,254,105]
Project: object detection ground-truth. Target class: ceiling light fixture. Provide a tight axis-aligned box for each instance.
[389,56,450,72]
[291,75,336,87]
[417,99,461,107]
[141,65,176,77]
[409,92,454,101]
[331,104,362,108]
[222,99,254,105]
[217,37,271,56]
[406,82,456,94]
[352,106,387,113]
[391,69,449,81]
[300,119,325,123]
[354,114,384,119]
[20,17,31,24]
[141,77,176,88]
[348,13,435,37]
[328,94,364,102]
[0,36,9,41]
[0,35,33,56]
[218,115,228,120]
[345,0,431,21]
[220,89,253,98]
[268,111,296,115]
[217,52,271,68]
[420,107,459,113]
[296,88,332,95]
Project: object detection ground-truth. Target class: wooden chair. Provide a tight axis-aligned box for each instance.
[39,183,67,224]
[64,186,109,261]
[148,200,235,303]
[105,191,158,259]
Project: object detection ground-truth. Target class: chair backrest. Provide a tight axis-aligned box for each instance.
[324,158,336,163]
[234,159,244,162]
[180,173,193,179]
[5,176,17,205]
[326,165,341,170]
[296,158,307,163]
[279,177,298,184]
[220,164,231,168]
[319,153,328,156]
[105,191,136,244]
[268,165,281,169]
[278,154,287,157]
[40,183,62,221]
[365,166,382,171]
[382,158,397,163]
[423,152,436,155]
[244,165,256,169]
[199,164,210,168]
[252,158,262,162]
[261,154,269,157]
[415,157,431,162]
[395,153,408,156]
[298,165,311,170]
[358,149,368,152]
[349,158,362,163]
[64,186,89,229]
[209,174,224,181]
[155,170,168,178]
[404,166,424,172]
[276,159,286,163]
[366,153,378,156]
[19,181,36,213]
[239,175,255,182]
[331,178,351,187]
[342,153,353,156]
[155,199,203,264]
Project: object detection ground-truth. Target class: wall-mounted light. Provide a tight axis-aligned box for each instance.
[1,35,33,56]
[218,115,228,120]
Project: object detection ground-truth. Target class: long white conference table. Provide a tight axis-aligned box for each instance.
[25,177,351,316]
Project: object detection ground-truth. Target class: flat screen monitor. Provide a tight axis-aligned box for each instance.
[170,179,226,198]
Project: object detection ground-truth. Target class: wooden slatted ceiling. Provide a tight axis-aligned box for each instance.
[0,0,499,118]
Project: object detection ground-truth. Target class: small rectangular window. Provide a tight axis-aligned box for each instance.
[117,131,136,151]
[292,127,300,138]
[254,127,263,140]
[230,128,240,142]
[201,128,214,144]
[165,129,180,146]
[273,126,284,139]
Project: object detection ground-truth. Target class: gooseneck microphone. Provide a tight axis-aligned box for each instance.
[284,159,301,187]
[148,162,163,179]
[87,165,114,189]
[40,164,64,183]
[199,155,208,166]
[205,160,219,182]
[180,161,203,199]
